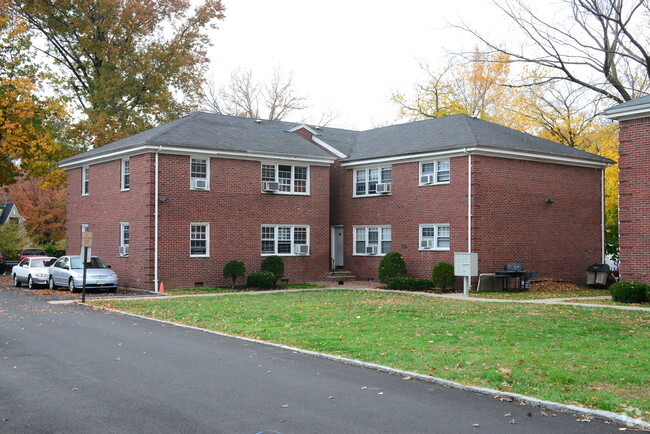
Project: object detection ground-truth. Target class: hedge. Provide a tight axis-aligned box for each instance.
[388,277,432,291]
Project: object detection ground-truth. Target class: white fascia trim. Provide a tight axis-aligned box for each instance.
[287,124,321,136]
[312,136,347,159]
[603,103,650,121]
[59,145,335,169]
[341,147,612,169]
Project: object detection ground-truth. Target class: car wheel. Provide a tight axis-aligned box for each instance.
[69,278,80,293]
[49,276,58,290]
[28,275,34,289]
[13,274,21,287]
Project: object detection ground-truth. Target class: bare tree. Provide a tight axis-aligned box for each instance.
[204,68,306,120]
[455,0,650,103]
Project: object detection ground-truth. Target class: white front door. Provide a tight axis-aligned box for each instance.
[331,226,344,269]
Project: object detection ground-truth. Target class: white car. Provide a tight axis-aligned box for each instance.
[12,256,57,289]
[48,255,118,293]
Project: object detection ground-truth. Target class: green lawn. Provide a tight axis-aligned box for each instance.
[470,288,611,299]
[94,290,650,420]
[164,283,327,296]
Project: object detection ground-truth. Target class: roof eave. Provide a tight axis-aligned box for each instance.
[603,103,650,121]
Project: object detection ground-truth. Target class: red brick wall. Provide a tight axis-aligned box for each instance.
[330,158,469,281]
[472,156,603,282]
[156,155,331,289]
[66,154,155,289]
[67,154,331,290]
[331,155,602,283]
[618,117,650,284]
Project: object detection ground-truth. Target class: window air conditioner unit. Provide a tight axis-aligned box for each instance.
[420,175,434,185]
[295,244,309,255]
[119,246,129,256]
[262,181,280,192]
[366,246,378,255]
[376,183,391,194]
[191,178,208,190]
[421,239,435,249]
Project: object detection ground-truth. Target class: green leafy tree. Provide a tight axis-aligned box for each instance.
[10,0,225,147]
[0,222,29,260]
[0,2,69,187]
[223,260,246,289]
[378,252,407,283]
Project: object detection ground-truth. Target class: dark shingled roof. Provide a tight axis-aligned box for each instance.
[59,112,613,166]
[346,114,612,163]
[0,204,16,225]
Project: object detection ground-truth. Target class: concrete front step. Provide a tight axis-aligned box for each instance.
[325,271,356,281]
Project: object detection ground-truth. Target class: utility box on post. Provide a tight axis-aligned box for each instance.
[454,252,478,295]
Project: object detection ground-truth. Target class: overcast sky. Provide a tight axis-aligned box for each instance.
[205,0,509,130]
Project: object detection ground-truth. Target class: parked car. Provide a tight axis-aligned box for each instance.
[0,252,5,274]
[12,256,57,289]
[48,255,118,293]
[19,248,47,262]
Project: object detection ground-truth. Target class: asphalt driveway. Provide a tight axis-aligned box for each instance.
[0,282,633,433]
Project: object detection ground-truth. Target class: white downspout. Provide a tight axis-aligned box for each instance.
[154,146,161,292]
[467,151,472,253]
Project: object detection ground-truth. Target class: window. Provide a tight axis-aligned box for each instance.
[419,159,450,185]
[82,166,89,195]
[121,158,130,190]
[81,224,89,236]
[190,157,209,190]
[354,226,391,255]
[120,223,130,256]
[261,164,308,194]
[419,224,450,250]
[261,225,309,255]
[190,223,209,257]
[354,166,392,196]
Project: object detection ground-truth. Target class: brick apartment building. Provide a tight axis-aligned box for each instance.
[604,95,650,284]
[59,112,612,290]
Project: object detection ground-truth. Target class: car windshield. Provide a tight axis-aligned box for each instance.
[23,249,45,255]
[70,257,108,269]
[32,258,56,267]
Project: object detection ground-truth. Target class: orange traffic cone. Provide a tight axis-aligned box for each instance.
[159,281,164,293]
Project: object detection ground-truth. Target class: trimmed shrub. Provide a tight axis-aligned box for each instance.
[610,281,648,303]
[223,260,246,288]
[378,252,407,283]
[432,262,456,291]
[261,255,284,282]
[246,271,276,289]
[42,243,66,258]
[388,277,432,291]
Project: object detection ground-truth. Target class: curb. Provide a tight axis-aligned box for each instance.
[90,303,649,430]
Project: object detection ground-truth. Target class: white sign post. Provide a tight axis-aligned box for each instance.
[80,232,92,303]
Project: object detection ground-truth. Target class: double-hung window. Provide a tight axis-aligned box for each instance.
[354,166,392,196]
[261,164,308,194]
[190,223,209,257]
[354,226,391,255]
[419,224,450,250]
[190,157,209,190]
[121,158,130,191]
[119,223,130,256]
[82,166,89,195]
[261,225,309,255]
[419,159,450,185]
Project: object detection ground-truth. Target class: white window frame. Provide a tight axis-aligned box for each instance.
[353,225,392,255]
[261,163,310,195]
[119,222,130,257]
[419,224,451,251]
[81,166,89,196]
[121,158,130,191]
[419,159,450,185]
[261,225,310,256]
[190,157,210,191]
[353,166,392,197]
[190,223,210,257]
[81,224,89,234]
